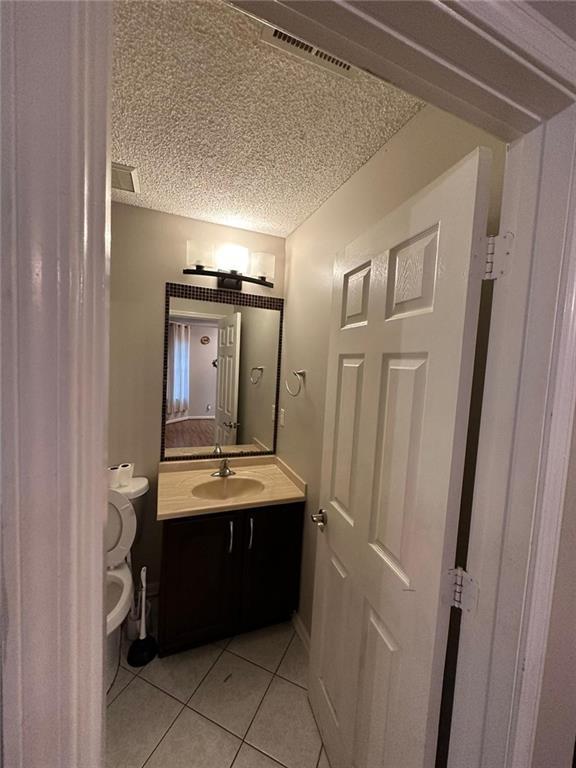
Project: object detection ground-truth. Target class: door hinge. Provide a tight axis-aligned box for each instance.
[448,567,479,614]
[485,231,514,280]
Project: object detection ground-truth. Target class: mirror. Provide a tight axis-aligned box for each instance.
[161,283,283,460]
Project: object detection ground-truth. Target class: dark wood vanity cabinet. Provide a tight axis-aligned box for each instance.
[158,502,304,656]
[158,512,244,654]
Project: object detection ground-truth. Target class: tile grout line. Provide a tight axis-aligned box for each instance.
[179,630,299,765]
[186,703,249,741]
[139,646,226,768]
[139,702,187,768]
[275,670,307,691]
[304,689,325,768]
[112,626,320,768]
[225,636,295,677]
[125,674,190,708]
[239,628,295,738]
[259,629,325,768]
[231,742,288,768]
[106,667,136,707]
[274,632,309,690]
[236,629,297,767]
[184,646,227,706]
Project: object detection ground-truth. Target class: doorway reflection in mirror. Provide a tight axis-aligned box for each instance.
[163,291,282,460]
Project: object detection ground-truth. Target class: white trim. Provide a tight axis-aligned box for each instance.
[448,106,576,766]
[166,415,190,424]
[169,309,225,323]
[1,4,110,766]
[292,612,311,652]
[508,105,576,768]
[166,415,215,424]
[458,1,576,92]
[449,125,546,768]
[336,0,542,122]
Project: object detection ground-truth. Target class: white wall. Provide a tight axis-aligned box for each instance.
[187,323,218,419]
[165,321,218,422]
[278,105,506,634]
[109,203,284,587]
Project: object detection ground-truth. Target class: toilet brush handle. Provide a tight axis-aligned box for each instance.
[139,567,147,641]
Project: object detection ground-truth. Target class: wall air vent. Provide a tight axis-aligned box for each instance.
[111,162,140,193]
[261,26,356,80]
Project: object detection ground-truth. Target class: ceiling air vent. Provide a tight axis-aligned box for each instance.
[261,26,356,80]
[111,162,140,193]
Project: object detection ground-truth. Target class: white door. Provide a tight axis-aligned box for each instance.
[309,149,492,768]
[215,312,241,445]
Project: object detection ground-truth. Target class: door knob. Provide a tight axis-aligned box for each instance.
[224,421,240,429]
[311,509,327,532]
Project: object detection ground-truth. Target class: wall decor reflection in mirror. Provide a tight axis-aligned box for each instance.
[161,283,283,461]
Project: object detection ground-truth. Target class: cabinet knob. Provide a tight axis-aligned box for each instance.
[311,509,327,532]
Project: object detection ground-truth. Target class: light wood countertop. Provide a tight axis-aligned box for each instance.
[157,456,306,520]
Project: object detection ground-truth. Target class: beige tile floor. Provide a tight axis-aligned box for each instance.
[106,623,332,768]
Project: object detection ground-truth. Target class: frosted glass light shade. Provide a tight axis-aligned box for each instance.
[214,243,250,273]
[250,252,275,281]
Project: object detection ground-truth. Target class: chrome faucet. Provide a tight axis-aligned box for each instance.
[211,457,236,478]
[211,444,235,477]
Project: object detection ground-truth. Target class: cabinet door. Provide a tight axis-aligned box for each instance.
[159,513,243,655]
[241,503,304,631]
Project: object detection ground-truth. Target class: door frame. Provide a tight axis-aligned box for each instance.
[450,104,576,768]
[1,2,111,766]
[3,2,576,767]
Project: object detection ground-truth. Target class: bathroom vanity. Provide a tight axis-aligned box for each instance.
[156,457,306,656]
[156,283,306,656]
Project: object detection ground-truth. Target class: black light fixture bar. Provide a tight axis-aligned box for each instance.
[182,266,274,291]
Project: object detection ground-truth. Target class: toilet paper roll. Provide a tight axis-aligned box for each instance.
[118,462,134,488]
[108,466,121,489]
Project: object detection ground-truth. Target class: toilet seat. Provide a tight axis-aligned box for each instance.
[106,562,133,635]
[107,489,137,569]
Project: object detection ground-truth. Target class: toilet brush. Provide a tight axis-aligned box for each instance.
[127,566,158,667]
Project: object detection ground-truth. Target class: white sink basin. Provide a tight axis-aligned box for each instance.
[192,477,265,501]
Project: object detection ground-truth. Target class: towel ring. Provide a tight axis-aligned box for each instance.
[285,370,306,397]
[250,366,264,384]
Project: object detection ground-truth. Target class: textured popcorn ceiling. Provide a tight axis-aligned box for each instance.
[112,0,424,237]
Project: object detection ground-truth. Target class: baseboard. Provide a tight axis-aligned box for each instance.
[292,612,311,652]
[166,415,215,424]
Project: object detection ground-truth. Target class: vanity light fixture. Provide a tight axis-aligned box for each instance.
[214,243,249,273]
[183,243,275,291]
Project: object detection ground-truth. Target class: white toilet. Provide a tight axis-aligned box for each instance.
[105,477,148,691]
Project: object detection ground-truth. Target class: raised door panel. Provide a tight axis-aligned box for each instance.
[159,513,244,654]
[330,355,365,525]
[353,605,399,768]
[310,538,363,768]
[369,353,428,590]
